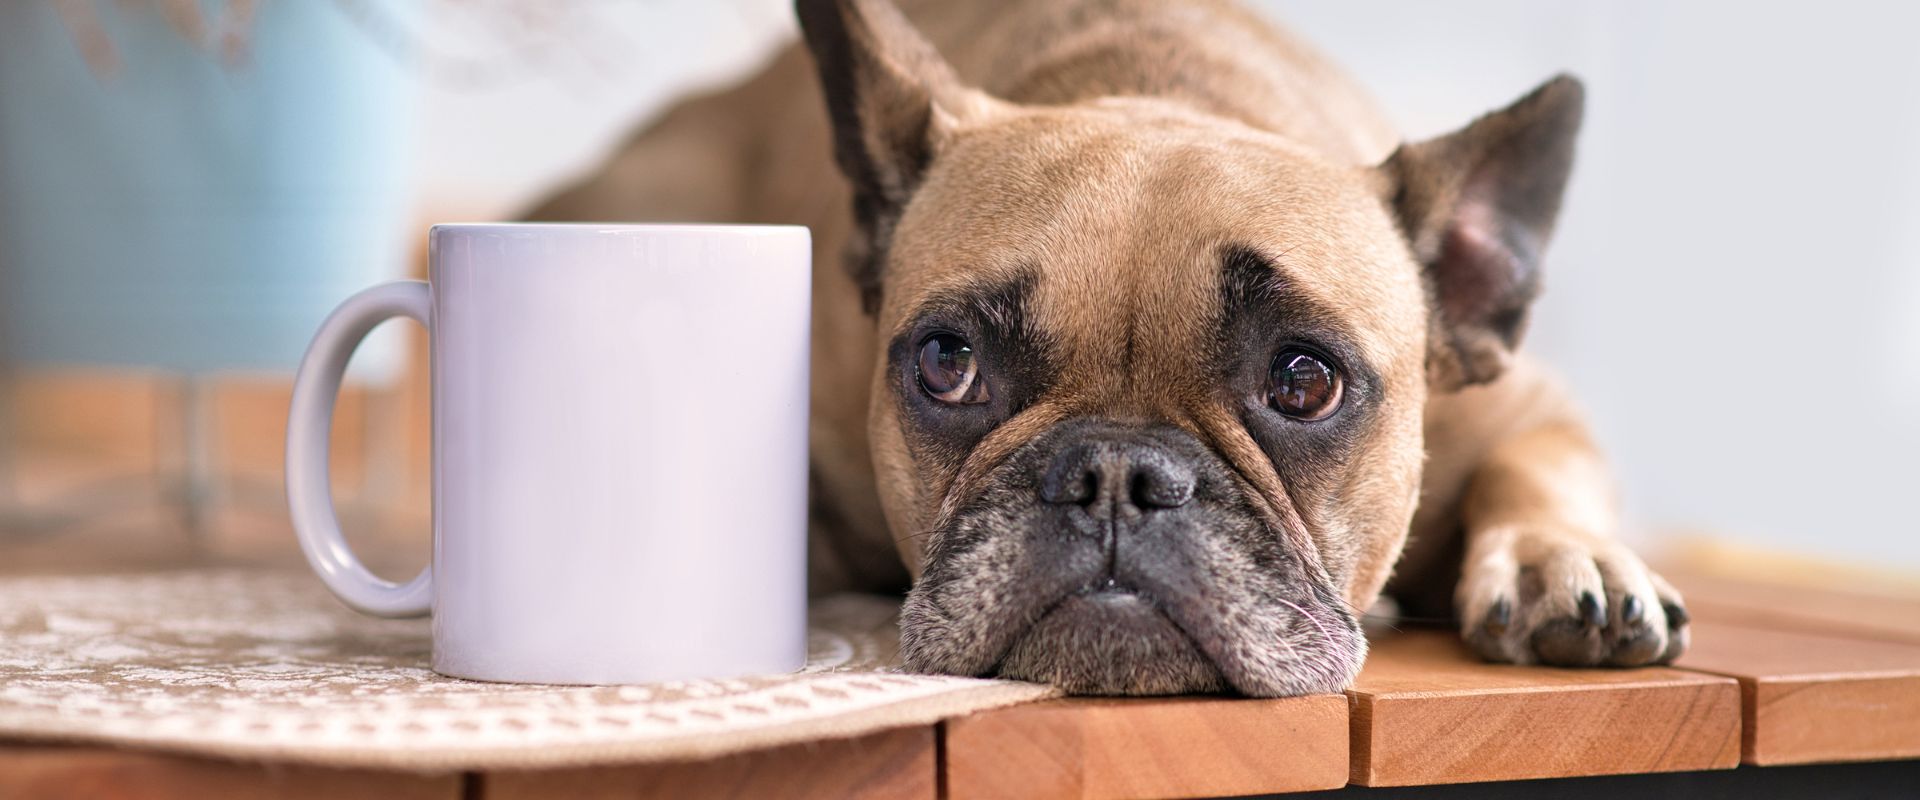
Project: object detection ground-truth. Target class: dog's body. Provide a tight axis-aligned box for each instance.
[531,0,1689,695]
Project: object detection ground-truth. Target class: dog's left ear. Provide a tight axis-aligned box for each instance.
[1380,75,1584,389]
[797,0,999,313]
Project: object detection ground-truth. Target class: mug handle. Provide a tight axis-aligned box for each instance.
[285,281,432,617]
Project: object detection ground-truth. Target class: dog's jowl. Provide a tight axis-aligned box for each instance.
[530,0,1690,696]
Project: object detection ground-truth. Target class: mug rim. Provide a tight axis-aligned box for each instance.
[430,222,807,236]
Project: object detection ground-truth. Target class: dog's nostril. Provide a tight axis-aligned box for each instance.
[1131,467,1194,509]
[1040,463,1098,505]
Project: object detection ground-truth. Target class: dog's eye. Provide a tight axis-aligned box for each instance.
[917,333,991,405]
[1268,349,1341,420]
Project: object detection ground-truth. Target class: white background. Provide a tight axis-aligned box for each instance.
[404,1,1920,569]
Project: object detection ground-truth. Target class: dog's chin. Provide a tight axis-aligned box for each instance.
[993,589,1228,695]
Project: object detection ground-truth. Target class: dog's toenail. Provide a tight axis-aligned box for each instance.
[1621,595,1644,625]
[1485,598,1512,635]
[1579,592,1604,628]
[1662,602,1690,628]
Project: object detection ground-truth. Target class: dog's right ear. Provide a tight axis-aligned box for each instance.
[797,0,995,313]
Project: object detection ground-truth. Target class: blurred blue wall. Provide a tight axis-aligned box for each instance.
[0,0,415,378]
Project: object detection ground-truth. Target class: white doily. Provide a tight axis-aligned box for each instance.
[0,571,1053,769]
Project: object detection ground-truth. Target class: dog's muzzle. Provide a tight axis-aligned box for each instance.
[899,418,1364,697]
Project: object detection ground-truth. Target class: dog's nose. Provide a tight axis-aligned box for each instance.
[1039,438,1196,511]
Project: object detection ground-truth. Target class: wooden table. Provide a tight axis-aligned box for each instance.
[4,567,1917,799]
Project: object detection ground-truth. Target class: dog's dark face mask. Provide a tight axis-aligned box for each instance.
[799,0,1583,696]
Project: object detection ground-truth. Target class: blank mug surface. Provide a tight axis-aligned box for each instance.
[286,223,811,686]
[431,225,810,684]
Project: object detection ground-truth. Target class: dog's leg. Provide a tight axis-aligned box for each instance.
[1450,394,1690,667]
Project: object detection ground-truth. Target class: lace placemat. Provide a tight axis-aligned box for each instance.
[0,571,1054,770]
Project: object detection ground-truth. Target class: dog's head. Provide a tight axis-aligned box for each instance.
[798,0,1583,695]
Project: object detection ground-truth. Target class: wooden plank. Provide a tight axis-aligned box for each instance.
[481,726,934,800]
[1348,629,1741,786]
[0,745,460,800]
[941,695,1348,800]
[1675,620,1920,765]
[1665,567,1920,646]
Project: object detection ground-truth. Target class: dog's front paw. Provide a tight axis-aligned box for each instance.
[1455,527,1689,667]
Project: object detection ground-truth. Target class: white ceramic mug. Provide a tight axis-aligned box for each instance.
[285,223,811,684]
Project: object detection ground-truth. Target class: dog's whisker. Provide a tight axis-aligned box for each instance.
[1271,595,1334,650]
[892,529,937,546]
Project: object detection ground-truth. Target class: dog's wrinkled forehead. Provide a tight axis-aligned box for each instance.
[881,102,1429,381]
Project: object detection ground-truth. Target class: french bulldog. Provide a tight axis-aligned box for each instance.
[528,0,1690,696]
